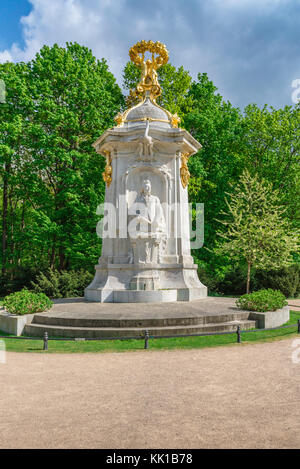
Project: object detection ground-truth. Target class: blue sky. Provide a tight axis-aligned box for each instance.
[0,0,300,109]
[0,0,31,50]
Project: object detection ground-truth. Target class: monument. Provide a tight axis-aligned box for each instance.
[85,40,207,303]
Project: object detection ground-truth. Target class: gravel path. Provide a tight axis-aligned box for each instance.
[0,339,300,449]
[288,299,300,311]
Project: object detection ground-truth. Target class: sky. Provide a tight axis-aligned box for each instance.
[0,0,299,109]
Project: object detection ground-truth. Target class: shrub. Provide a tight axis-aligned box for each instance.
[3,289,53,315]
[210,264,300,297]
[197,267,219,294]
[236,289,287,312]
[31,269,94,298]
[254,265,300,298]
[213,265,248,295]
[0,266,48,296]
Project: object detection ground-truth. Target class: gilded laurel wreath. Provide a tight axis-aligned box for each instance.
[129,40,169,69]
[114,40,180,129]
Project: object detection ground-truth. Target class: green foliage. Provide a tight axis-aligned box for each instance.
[196,266,220,294]
[1,42,299,298]
[185,76,300,282]
[3,289,52,315]
[236,289,287,312]
[185,73,245,266]
[214,170,299,293]
[31,269,94,298]
[210,265,248,296]
[206,264,300,298]
[254,265,300,298]
[0,42,123,282]
[241,104,300,227]
[0,266,47,296]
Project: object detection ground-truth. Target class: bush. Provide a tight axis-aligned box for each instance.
[3,289,53,315]
[209,264,300,297]
[0,266,48,296]
[254,265,300,298]
[236,289,287,312]
[197,267,220,294]
[213,265,248,295]
[31,269,94,298]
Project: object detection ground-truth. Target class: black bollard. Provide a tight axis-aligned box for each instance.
[237,325,241,343]
[43,331,48,351]
[298,319,300,334]
[144,330,149,349]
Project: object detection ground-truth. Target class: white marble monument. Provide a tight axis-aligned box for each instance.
[85,40,207,302]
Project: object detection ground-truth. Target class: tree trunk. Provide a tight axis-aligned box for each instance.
[1,162,10,275]
[50,235,56,269]
[59,246,66,271]
[9,190,15,279]
[246,262,251,294]
[18,202,25,266]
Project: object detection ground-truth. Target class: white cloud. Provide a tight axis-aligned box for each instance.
[0,0,299,108]
[0,49,13,63]
[0,0,197,85]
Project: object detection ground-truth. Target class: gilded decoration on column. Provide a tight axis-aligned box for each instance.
[171,113,180,128]
[102,150,112,187]
[180,152,191,188]
[114,40,181,129]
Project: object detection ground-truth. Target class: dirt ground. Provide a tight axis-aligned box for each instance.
[0,339,300,449]
[288,298,300,311]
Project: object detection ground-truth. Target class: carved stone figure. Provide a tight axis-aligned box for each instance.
[137,121,153,161]
[128,179,166,264]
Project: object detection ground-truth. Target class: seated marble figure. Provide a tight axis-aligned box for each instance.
[128,179,166,264]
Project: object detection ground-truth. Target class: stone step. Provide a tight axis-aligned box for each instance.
[32,311,251,328]
[25,319,256,339]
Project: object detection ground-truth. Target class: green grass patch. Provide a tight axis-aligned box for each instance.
[0,311,299,354]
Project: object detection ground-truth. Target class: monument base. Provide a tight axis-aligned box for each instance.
[25,297,260,338]
[84,262,207,303]
[84,287,207,303]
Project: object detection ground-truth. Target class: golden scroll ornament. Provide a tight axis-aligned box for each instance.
[102,150,112,187]
[180,152,191,188]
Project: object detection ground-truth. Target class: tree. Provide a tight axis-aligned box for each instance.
[0,42,124,283]
[1,43,299,296]
[23,42,124,270]
[183,73,244,272]
[240,104,300,229]
[214,170,299,293]
[0,61,31,276]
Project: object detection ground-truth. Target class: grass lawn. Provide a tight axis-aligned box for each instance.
[0,311,299,354]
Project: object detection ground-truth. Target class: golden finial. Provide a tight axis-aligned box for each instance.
[114,41,181,129]
[129,40,169,102]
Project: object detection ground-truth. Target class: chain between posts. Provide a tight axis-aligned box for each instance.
[1,320,300,351]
